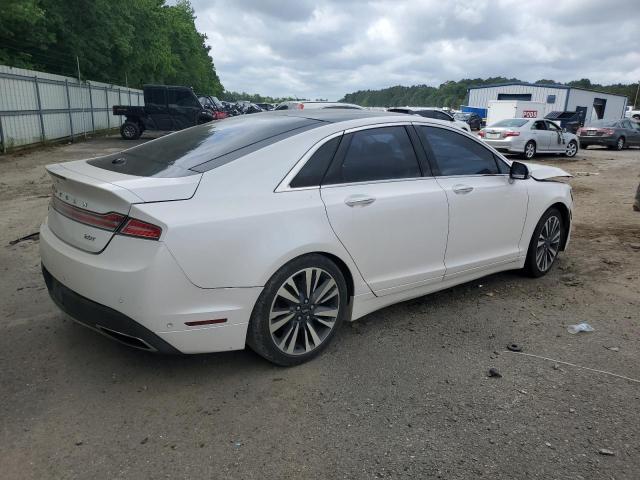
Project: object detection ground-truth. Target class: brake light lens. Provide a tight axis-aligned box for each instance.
[51,197,125,231]
[119,218,162,240]
[478,130,485,137]
[601,128,615,136]
[577,128,584,135]
[502,130,520,137]
[296,103,304,110]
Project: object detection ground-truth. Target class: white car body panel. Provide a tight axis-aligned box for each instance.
[524,163,573,180]
[321,177,449,295]
[40,112,573,355]
[481,118,578,156]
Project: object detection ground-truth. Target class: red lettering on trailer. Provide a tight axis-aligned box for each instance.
[522,110,538,118]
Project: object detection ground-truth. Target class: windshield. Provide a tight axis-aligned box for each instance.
[586,120,618,127]
[490,119,528,128]
[88,114,325,177]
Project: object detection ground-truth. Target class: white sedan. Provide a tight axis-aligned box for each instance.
[479,118,579,159]
[41,110,572,365]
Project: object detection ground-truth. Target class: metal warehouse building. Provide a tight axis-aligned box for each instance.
[467,82,628,123]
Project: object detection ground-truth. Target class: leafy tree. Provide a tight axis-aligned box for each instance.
[0,0,223,94]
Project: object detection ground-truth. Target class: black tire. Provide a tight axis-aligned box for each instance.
[120,121,141,140]
[246,254,349,366]
[565,140,578,157]
[524,207,564,278]
[522,140,536,160]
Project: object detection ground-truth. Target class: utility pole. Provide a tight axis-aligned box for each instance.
[634,80,640,109]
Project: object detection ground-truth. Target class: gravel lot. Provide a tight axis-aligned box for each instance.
[1,135,639,479]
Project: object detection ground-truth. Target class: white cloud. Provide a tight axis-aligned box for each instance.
[190,0,640,100]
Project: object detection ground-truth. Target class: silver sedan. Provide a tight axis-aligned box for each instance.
[479,118,579,159]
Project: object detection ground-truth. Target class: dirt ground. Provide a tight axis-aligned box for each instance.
[1,135,639,479]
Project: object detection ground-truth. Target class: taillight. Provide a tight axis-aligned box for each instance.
[296,103,304,110]
[478,130,485,137]
[118,218,162,240]
[51,197,125,231]
[601,128,615,136]
[502,130,520,137]
[577,128,584,135]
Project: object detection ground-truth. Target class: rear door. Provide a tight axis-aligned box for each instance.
[416,125,528,277]
[167,88,201,130]
[320,125,449,296]
[144,87,173,130]
[621,120,640,146]
[545,120,565,150]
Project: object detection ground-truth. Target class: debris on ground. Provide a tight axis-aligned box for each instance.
[605,346,620,352]
[487,368,502,378]
[574,171,600,176]
[567,322,594,334]
[8,232,40,246]
[598,448,616,456]
[507,343,523,352]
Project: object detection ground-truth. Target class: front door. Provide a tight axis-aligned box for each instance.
[416,125,529,277]
[320,125,449,296]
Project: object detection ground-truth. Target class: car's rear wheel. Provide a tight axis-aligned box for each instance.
[616,137,625,150]
[523,141,536,159]
[247,254,348,366]
[524,207,564,277]
[565,140,578,157]
[120,121,141,140]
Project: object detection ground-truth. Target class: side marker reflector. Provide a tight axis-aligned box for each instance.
[184,319,228,326]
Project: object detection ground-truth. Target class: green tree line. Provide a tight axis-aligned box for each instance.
[0,0,223,95]
[340,77,639,108]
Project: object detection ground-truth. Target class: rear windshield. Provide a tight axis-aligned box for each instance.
[490,119,528,128]
[586,120,618,127]
[88,114,324,177]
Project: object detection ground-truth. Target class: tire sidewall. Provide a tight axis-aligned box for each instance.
[525,207,563,277]
[247,254,349,366]
[565,140,578,157]
[617,137,625,150]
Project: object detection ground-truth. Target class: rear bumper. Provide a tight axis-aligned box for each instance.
[578,136,616,146]
[40,219,262,354]
[482,138,524,153]
[43,266,180,353]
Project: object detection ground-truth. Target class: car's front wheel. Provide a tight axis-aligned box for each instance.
[565,140,578,157]
[247,254,348,366]
[524,207,564,277]
[120,121,141,140]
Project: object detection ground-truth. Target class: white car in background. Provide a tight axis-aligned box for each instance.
[387,107,472,132]
[275,101,363,110]
[41,110,572,365]
[479,118,579,159]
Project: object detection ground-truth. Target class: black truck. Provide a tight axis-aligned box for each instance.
[113,85,215,140]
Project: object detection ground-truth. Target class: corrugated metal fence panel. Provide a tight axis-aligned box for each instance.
[0,65,142,152]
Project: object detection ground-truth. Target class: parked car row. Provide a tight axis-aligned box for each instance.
[386,107,472,133]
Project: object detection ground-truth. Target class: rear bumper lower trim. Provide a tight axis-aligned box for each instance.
[42,265,182,354]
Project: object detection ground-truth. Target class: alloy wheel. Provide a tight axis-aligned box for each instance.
[535,215,561,272]
[123,125,136,138]
[525,142,535,159]
[565,141,577,157]
[269,267,340,355]
[617,138,624,150]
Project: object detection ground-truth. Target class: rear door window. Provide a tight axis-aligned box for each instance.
[323,126,421,184]
[418,126,499,176]
[168,88,199,108]
[144,87,166,108]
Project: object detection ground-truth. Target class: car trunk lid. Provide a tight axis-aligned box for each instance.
[46,161,201,253]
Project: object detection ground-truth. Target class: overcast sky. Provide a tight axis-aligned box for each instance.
[190,0,640,100]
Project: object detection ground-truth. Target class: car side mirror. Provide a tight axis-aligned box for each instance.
[510,161,529,180]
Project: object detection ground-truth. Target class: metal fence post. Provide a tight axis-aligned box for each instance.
[34,77,46,143]
[118,89,122,126]
[88,83,95,133]
[105,86,110,130]
[0,116,5,153]
[65,80,74,141]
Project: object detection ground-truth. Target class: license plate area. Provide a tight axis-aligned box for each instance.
[486,133,501,139]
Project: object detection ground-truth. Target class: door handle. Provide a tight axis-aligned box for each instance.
[452,185,473,195]
[345,195,376,207]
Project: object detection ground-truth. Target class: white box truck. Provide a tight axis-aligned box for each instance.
[486,100,546,126]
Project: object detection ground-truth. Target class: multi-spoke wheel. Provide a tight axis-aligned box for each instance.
[564,140,578,157]
[524,207,565,277]
[523,141,536,160]
[247,254,348,366]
